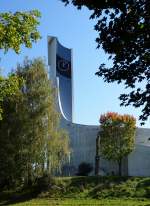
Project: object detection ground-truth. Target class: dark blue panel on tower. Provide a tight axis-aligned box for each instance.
[56,55,71,78]
[56,39,73,121]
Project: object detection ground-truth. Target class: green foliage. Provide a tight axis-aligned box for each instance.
[34,173,54,192]
[0,10,41,53]
[39,176,150,199]
[61,0,150,124]
[99,112,136,175]
[0,75,22,120]
[0,9,41,119]
[2,198,150,206]
[0,58,70,188]
[1,176,150,205]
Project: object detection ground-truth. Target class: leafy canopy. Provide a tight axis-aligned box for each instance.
[0,10,41,53]
[99,112,136,175]
[61,0,150,124]
[0,9,41,119]
[0,58,70,188]
[0,75,22,120]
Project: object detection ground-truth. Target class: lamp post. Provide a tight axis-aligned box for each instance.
[95,131,101,175]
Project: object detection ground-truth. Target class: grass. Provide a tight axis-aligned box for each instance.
[1,176,150,205]
[2,198,150,206]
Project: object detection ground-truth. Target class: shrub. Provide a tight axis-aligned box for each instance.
[34,173,53,191]
[77,162,93,176]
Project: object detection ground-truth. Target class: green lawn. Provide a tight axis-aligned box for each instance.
[3,198,150,206]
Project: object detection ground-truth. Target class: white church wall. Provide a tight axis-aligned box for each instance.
[48,36,150,177]
[128,145,150,176]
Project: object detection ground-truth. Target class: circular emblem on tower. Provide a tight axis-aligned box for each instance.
[56,55,71,78]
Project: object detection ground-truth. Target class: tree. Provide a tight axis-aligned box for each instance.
[0,9,43,186]
[0,83,25,188]
[61,0,150,124]
[0,58,70,188]
[0,75,21,120]
[99,112,136,176]
[0,10,41,119]
[0,10,41,53]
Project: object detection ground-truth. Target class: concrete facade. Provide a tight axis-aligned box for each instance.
[48,36,150,177]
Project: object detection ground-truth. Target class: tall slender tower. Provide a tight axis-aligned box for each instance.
[47,36,99,175]
[48,36,73,122]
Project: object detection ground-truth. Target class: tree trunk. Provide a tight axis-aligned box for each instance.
[95,156,100,175]
[95,134,101,175]
[118,159,122,176]
[27,162,32,186]
[42,161,45,174]
[46,147,51,174]
[47,157,49,173]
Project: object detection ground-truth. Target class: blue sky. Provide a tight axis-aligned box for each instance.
[0,0,149,128]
